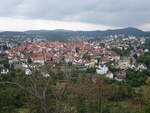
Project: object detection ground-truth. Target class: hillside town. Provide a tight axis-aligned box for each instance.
[0,35,149,81]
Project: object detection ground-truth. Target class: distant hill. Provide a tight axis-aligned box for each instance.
[25,27,150,41]
[0,28,150,41]
[0,31,37,41]
[101,27,145,36]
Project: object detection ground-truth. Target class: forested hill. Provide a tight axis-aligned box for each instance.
[0,27,150,41]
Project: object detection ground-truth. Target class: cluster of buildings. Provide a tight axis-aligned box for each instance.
[0,35,149,81]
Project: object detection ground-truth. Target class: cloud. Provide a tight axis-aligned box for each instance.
[0,17,119,31]
[138,24,150,31]
[0,0,150,28]
[0,0,22,16]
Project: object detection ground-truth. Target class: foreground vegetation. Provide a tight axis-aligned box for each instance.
[0,64,150,113]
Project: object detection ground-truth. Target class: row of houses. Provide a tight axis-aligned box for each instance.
[1,40,148,81]
[7,41,120,68]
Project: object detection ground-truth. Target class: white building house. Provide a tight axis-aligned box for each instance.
[137,64,147,71]
[96,64,108,75]
[22,63,28,68]
[32,57,45,65]
[106,72,114,79]
[25,69,32,75]
[1,69,9,74]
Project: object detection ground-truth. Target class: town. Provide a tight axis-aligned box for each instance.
[0,35,149,82]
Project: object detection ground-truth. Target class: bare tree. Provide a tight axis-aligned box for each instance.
[5,45,54,113]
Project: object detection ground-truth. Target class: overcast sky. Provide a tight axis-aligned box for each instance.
[0,0,150,31]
